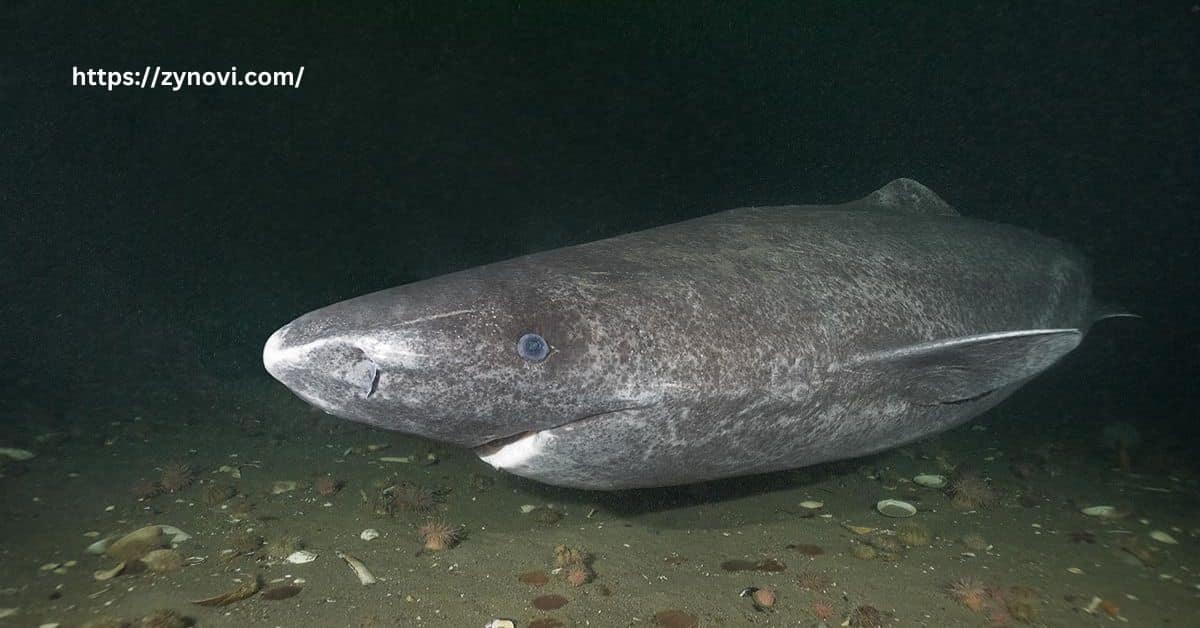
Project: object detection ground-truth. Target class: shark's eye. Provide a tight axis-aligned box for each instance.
[517,333,549,362]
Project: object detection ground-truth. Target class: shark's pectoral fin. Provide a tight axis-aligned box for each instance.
[474,407,665,489]
[847,329,1083,405]
[1091,302,1141,323]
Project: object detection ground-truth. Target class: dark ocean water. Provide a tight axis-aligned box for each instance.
[1,4,1198,627]
[5,2,1193,440]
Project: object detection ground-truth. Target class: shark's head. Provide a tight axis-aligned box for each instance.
[263,260,657,454]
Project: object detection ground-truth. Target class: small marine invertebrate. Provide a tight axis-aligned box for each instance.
[384,482,435,515]
[140,608,187,628]
[314,476,343,497]
[226,496,255,520]
[848,604,883,627]
[131,479,160,500]
[1004,585,1041,622]
[864,532,904,553]
[960,533,989,552]
[418,519,462,551]
[849,541,877,560]
[947,576,988,612]
[796,569,830,591]
[565,564,592,587]
[811,599,836,620]
[529,506,563,525]
[159,463,194,493]
[141,548,184,573]
[948,474,996,509]
[751,586,776,610]
[265,535,304,560]
[201,483,236,507]
[553,544,591,568]
[227,530,263,555]
[896,521,931,546]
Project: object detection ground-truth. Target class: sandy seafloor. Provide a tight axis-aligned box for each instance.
[1,376,1197,628]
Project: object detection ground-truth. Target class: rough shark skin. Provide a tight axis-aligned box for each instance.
[264,179,1120,489]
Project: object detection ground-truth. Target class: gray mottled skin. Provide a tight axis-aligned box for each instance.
[264,179,1116,489]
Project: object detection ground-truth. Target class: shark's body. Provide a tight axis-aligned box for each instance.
[264,179,1121,489]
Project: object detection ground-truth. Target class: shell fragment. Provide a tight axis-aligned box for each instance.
[1149,530,1179,545]
[913,474,947,488]
[876,499,917,518]
[359,528,380,541]
[271,481,299,495]
[93,562,127,581]
[336,551,377,585]
[1080,505,1126,519]
[0,448,35,461]
[285,550,318,564]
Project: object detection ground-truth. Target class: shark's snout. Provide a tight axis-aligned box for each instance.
[262,325,291,381]
[263,323,381,409]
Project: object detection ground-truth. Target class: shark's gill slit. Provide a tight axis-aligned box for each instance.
[366,366,381,397]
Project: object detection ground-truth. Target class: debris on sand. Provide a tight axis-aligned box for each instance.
[191,576,262,606]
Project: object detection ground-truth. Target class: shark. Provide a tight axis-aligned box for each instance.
[263,179,1128,489]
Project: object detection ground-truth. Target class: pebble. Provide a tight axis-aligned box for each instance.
[360,529,380,541]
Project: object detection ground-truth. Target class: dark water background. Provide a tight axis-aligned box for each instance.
[2,3,1195,449]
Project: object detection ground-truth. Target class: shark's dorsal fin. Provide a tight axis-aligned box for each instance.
[846,329,1081,405]
[842,178,960,217]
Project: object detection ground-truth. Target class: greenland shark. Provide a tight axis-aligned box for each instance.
[263,179,1126,489]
